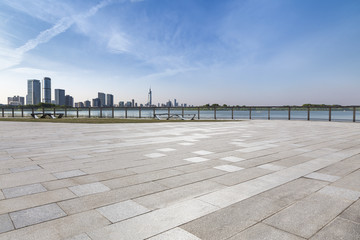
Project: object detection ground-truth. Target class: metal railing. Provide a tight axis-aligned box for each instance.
[0,106,359,122]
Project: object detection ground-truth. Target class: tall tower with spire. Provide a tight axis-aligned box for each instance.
[147,87,152,107]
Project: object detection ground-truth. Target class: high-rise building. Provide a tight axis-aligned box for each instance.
[106,94,114,107]
[8,96,24,106]
[26,80,41,105]
[98,92,105,107]
[174,99,177,107]
[55,89,65,106]
[125,101,132,107]
[42,77,51,103]
[92,98,100,107]
[166,100,172,107]
[147,87,152,107]
[65,95,74,107]
[75,102,84,108]
[119,101,124,107]
[131,99,135,107]
[84,100,91,107]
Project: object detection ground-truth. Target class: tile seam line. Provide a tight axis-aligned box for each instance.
[306,198,360,239]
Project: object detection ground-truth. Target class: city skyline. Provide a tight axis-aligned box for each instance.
[1,0,359,105]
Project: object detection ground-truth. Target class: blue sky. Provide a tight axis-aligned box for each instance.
[0,0,359,105]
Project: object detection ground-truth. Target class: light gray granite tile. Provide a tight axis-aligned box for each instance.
[96,200,149,223]
[53,169,87,179]
[0,214,14,233]
[10,203,67,228]
[213,165,244,172]
[2,183,47,199]
[69,182,110,197]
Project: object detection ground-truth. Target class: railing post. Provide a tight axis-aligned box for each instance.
[249,107,252,120]
[329,107,332,121]
[88,108,91,118]
[21,108,24,117]
[288,107,291,120]
[76,108,79,118]
[168,107,170,118]
[12,108,14,117]
[100,107,102,118]
[1,108,4,117]
[198,107,200,120]
[139,107,141,118]
[65,107,67,117]
[231,107,234,119]
[182,107,184,118]
[32,108,34,115]
[112,107,114,118]
[268,107,270,120]
[43,108,45,115]
[54,108,56,116]
[214,107,216,120]
[153,107,156,118]
[353,107,356,122]
[125,107,127,118]
[307,107,310,121]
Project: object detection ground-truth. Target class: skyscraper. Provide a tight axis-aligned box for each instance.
[55,89,65,106]
[26,80,41,105]
[92,98,100,107]
[42,77,51,103]
[98,92,105,107]
[106,94,114,107]
[84,100,91,107]
[147,87,152,107]
[65,95,74,107]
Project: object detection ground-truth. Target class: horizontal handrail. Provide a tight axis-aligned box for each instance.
[0,106,358,122]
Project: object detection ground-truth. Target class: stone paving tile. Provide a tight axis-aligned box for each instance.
[2,183,47,199]
[88,199,218,240]
[264,192,354,239]
[0,214,14,234]
[157,148,176,152]
[318,185,360,201]
[102,169,181,189]
[310,217,360,240]
[220,156,245,162]
[134,180,224,210]
[0,188,76,215]
[96,200,149,223]
[10,165,42,173]
[52,169,87,179]
[210,167,272,186]
[227,223,306,240]
[178,142,195,146]
[144,153,166,158]
[305,172,341,182]
[10,203,67,229]
[0,191,4,200]
[64,233,92,240]
[184,157,209,163]
[332,170,360,192]
[149,227,201,240]
[0,210,110,240]
[0,170,56,189]
[155,168,224,188]
[257,163,286,171]
[69,182,110,197]
[213,165,244,172]
[182,178,326,240]
[59,182,166,215]
[340,199,360,223]
[192,150,213,156]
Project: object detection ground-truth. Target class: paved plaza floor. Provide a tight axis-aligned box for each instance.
[0,120,359,240]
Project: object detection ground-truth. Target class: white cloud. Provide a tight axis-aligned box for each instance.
[107,32,131,53]
[0,0,112,71]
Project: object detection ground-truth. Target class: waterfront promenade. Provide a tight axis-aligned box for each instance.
[0,120,359,239]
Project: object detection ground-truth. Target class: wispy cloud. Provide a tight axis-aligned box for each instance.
[0,0,112,71]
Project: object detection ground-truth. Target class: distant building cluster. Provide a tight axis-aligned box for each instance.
[5,79,191,108]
